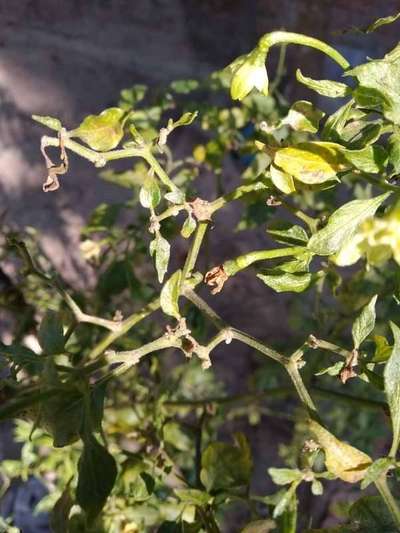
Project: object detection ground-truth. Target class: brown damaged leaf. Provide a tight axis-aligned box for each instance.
[340,349,359,384]
[205,265,228,294]
[189,198,213,222]
[41,129,69,192]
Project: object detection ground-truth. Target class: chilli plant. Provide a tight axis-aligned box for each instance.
[2,11,400,533]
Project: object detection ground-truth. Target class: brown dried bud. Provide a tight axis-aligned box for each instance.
[204,265,228,294]
[340,349,358,384]
[189,198,213,222]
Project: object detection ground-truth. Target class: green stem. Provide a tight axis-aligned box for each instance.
[223,246,307,276]
[143,149,181,193]
[209,182,268,213]
[375,476,400,529]
[181,222,208,286]
[285,358,317,414]
[259,31,350,70]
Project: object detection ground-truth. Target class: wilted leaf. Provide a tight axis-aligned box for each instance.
[72,108,125,151]
[282,100,325,133]
[360,457,393,489]
[308,192,391,255]
[160,270,181,319]
[352,295,378,349]
[384,322,400,456]
[181,212,197,238]
[257,271,312,293]
[274,142,346,184]
[139,175,161,209]
[76,436,117,523]
[38,311,65,355]
[308,419,371,483]
[270,164,296,194]
[296,69,350,98]
[150,233,171,283]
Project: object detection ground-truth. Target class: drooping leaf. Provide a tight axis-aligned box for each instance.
[346,44,400,124]
[150,233,171,283]
[308,419,371,483]
[71,108,125,151]
[282,100,325,133]
[76,436,117,523]
[269,164,296,194]
[257,272,312,293]
[362,11,400,33]
[200,434,252,493]
[38,311,65,355]
[139,175,161,209]
[50,485,73,533]
[308,192,391,256]
[274,142,346,184]
[384,322,400,456]
[352,295,378,349]
[296,69,350,98]
[360,457,393,489]
[181,212,197,238]
[160,270,181,319]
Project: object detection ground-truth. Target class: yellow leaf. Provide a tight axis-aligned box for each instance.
[270,164,296,194]
[308,419,371,483]
[274,142,348,184]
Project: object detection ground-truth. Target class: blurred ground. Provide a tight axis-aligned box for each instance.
[0,0,399,530]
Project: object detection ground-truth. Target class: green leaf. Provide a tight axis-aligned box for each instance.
[164,188,186,204]
[343,145,387,174]
[346,45,400,124]
[139,175,161,209]
[315,361,344,377]
[181,212,197,238]
[268,468,303,485]
[72,108,125,151]
[32,114,62,131]
[360,457,393,489]
[308,192,391,256]
[282,100,325,133]
[267,224,309,246]
[352,295,378,349]
[322,99,355,141]
[174,488,211,506]
[274,142,346,184]
[0,342,43,374]
[150,233,171,283]
[388,133,400,174]
[273,481,298,519]
[163,421,192,451]
[50,485,73,533]
[363,12,400,33]
[38,311,65,355]
[170,79,200,94]
[76,436,117,523]
[200,434,252,493]
[340,121,382,150]
[160,270,181,319]
[257,272,312,293]
[241,520,276,533]
[296,69,350,98]
[384,322,400,456]
[372,335,392,363]
[270,164,296,194]
[349,495,398,531]
[171,111,198,129]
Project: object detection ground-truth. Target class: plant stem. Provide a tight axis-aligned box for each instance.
[285,358,317,414]
[258,31,350,69]
[375,476,400,529]
[223,246,307,276]
[143,149,181,193]
[181,222,208,287]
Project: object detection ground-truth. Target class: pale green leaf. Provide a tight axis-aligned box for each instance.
[268,468,302,486]
[270,164,296,194]
[273,481,298,518]
[160,270,181,319]
[360,457,393,489]
[364,12,400,33]
[308,192,391,256]
[181,212,197,238]
[72,108,125,151]
[174,488,211,506]
[311,480,323,496]
[32,114,62,131]
[150,233,170,283]
[384,322,400,456]
[257,272,312,293]
[267,224,309,245]
[296,69,350,98]
[352,295,378,349]
[139,175,161,209]
[282,100,325,133]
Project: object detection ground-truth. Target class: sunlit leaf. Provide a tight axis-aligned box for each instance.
[150,233,171,283]
[160,270,181,319]
[308,192,391,255]
[352,295,378,349]
[296,69,350,98]
[257,272,312,293]
[282,100,325,133]
[360,457,393,489]
[72,108,125,151]
[270,164,296,194]
[139,175,161,209]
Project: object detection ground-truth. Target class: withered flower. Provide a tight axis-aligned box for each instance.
[205,265,228,295]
